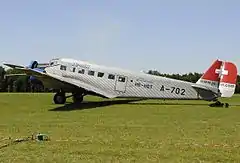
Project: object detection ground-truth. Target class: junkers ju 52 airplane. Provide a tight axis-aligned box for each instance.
[4,58,238,107]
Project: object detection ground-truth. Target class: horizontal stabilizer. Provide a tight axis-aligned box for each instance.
[191,83,219,95]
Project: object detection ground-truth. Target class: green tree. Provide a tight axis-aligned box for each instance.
[0,66,7,92]
[4,68,30,92]
[14,76,28,92]
[235,75,240,94]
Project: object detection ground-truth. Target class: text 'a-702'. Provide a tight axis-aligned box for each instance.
[160,85,186,95]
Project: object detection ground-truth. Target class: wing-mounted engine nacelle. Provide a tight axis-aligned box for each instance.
[28,61,38,82]
[28,60,38,69]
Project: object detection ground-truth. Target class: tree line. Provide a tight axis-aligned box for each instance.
[0,66,47,92]
[0,66,239,93]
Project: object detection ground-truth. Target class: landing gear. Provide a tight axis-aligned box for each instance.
[72,94,84,103]
[209,101,230,108]
[53,91,85,104]
[54,92,66,104]
[225,103,229,108]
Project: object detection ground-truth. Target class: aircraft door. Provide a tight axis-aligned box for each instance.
[115,76,127,92]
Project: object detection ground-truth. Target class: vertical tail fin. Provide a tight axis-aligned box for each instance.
[196,59,238,97]
[196,59,223,89]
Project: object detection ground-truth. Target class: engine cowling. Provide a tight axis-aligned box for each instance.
[27,60,47,83]
[27,61,38,82]
[28,60,38,69]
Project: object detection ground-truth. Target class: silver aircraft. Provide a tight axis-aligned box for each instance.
[4,58,238,107]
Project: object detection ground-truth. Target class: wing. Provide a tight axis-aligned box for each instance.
[3,63,25,69]
[8,67,117,99]
[4,74,27,77]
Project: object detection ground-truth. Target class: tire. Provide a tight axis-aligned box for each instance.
[225,103,229,108]
[54,93,66,104]
[72,95,83,103]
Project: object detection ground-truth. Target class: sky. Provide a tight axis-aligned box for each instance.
[0,0,239,74]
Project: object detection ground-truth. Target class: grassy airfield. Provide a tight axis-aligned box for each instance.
[0,93,240,162]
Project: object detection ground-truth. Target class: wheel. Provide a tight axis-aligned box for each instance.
[209,101,224,107]
[216,101,221,106]
[225,103,229,108]
[72,94,83,103]
[54,93,66,104]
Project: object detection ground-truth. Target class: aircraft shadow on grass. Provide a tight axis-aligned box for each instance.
[48,99,220,112]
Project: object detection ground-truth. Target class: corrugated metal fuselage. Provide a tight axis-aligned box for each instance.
[42,58,217,101]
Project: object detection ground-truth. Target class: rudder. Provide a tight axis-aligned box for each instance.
[218,61,238,97]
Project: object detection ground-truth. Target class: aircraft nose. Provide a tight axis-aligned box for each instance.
[27,60,47,82]
[28,60,38,69]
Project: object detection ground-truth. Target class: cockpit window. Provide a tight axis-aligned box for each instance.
[60,65,66,70]
[49,59,59,66]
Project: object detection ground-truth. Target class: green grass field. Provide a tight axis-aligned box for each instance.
[0,93,240,162]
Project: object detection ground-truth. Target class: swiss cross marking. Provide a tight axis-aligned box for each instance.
[215,64,228,79]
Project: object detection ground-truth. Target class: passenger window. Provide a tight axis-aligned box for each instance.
[60,65,66,70]
[97,72,104,77]
[88,70,95,76]
[118,76,126,82]
[108,74,115,80]
[78,69,85,74]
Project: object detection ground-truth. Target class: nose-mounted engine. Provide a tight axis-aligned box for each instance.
[28,61,38,69]
[27,61,38,81]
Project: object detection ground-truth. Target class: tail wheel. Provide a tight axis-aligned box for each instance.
[225,103,229,108]
[209,101,226,107]
[54,92,66,104]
